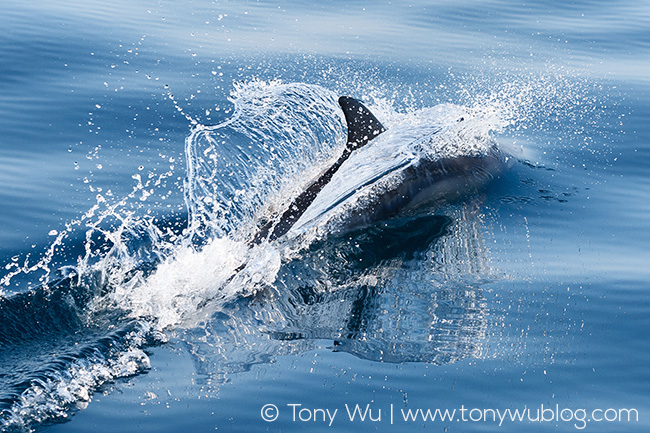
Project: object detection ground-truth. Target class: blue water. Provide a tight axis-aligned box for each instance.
[1,1,649,432]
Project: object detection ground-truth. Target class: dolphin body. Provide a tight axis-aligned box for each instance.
[251,96,504,244]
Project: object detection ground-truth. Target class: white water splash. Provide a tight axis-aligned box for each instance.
[0,72,605,432]
[1,73,587,325]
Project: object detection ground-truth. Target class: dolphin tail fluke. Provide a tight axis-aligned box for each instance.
[338,96,386,151]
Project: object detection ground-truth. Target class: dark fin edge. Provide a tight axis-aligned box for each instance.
[338,96,386,151]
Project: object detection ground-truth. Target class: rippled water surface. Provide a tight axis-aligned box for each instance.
[1,1,649,432]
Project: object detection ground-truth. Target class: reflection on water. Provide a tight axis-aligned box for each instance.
[1,0,648,430]
[0,80,505,430]
[182,201,493,384]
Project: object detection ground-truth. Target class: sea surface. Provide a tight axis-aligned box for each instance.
[1,1,649,432]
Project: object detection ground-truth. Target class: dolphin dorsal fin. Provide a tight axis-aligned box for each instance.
[338,96,386,150]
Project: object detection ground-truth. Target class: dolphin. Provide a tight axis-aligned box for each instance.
[250,96,504,244]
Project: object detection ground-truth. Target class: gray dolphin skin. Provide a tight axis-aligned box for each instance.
[251,96,503,245]
[338,152,503,233]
